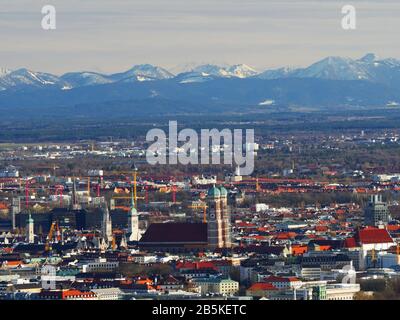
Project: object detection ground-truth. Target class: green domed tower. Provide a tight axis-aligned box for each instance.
[207,185,221,198]
[219,186,228,198]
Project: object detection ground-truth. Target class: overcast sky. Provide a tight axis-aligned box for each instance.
[0,0,399,74]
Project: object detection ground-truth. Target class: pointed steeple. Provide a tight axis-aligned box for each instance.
[130,186,137,216]
[127,186,140,242]
[101,203,113,243]
[71,178,82,210]
[120,234,128,249]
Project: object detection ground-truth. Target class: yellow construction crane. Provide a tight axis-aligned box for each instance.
[188,204,208,223]
[112,162,143,211]
[132,163,138,209]
[112,195,145,211]
[111,235,116,250]
[45,221,61,252]
[256,178,261,192]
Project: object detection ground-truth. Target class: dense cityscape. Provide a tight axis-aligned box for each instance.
[0,129,399,301]
[2,1,400,314]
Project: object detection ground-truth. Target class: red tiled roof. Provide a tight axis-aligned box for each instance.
[135,277,153,284]
[318,245,332,251]
[3,260,22,266]
[176,261,217,270]
[344,237,357,248]
[355,227,393,244]
[387,225,400,232]
[236,222,257,228]
[291,245,308,256]
[274,232,297,240]
[62,289,95,299]
[315,226,329,232]
[248,283,278,291]
[243,235,268,241]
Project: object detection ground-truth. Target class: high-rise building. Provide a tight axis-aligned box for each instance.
[364,195,391,227]
[12,197,20,230]
[127,189,140,242]
[207,185,231,249]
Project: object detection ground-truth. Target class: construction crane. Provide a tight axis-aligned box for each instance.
[256,178,261,192]
[111,191,145,211]
[111,235,117,250]
[188,203,208,223]
[45,221,61,252]
[132,162,138,209]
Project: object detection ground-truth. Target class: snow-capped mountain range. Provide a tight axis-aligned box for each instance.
[257,54,400,85]
[0,53,399,91]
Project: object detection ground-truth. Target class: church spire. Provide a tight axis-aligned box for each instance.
[127,185,140,242]
[130,186,137,215]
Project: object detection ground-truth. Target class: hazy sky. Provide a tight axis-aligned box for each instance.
[0,0,399,74]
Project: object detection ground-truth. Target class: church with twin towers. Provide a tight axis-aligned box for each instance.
[139,184,232,252]
[206,185,231,249]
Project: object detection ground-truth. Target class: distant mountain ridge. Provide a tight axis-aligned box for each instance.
[0,54,399,115]
[1,54,400,91]
[257,54,400,86]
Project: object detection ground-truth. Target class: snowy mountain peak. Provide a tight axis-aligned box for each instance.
[257,66,298,80]
[291,56,369,80]
[255,53,400,83]
[226,64,258,78]
[61,71,112,87]
[192,64,230,77]
[177,63,258,83]
[111,64,174,82]
[359,53,379,63]
[1,53,400,91]
[0,68,64,88]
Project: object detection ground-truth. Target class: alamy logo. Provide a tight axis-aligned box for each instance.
[41,5,56,30]
[341,264,356,284]
[146,121,255,175]
[341,5,356,30]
